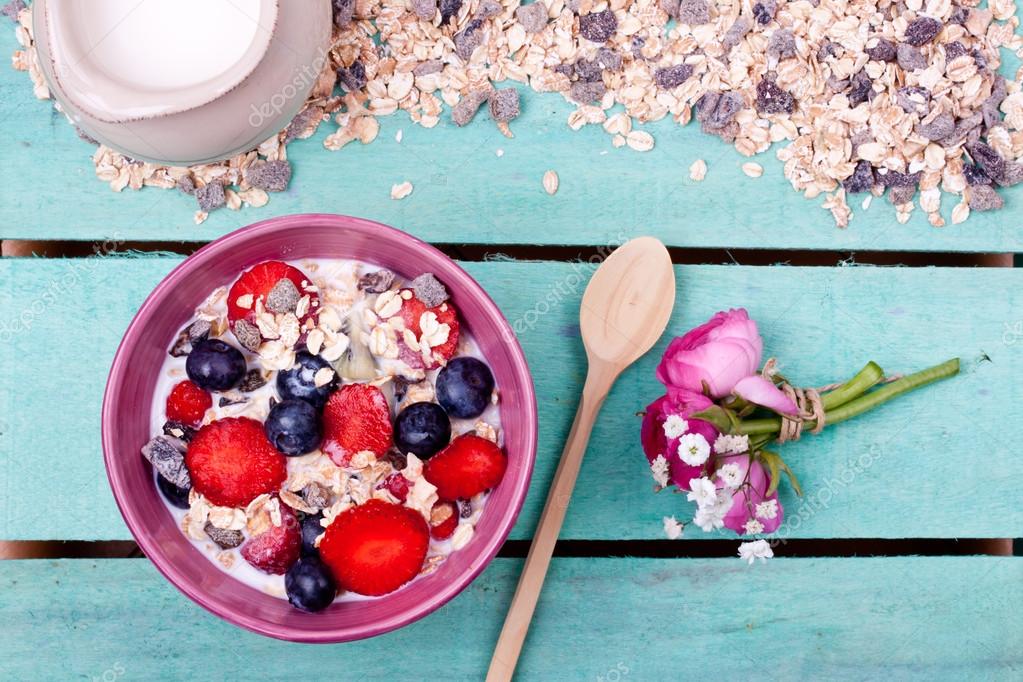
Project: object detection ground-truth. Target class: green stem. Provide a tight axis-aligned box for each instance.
[738,358,960,436]
[820,361,885,411]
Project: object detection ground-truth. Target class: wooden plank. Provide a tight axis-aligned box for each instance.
[1,32,1021,251]
[0,557,1019,679]
[1,258,1021,541]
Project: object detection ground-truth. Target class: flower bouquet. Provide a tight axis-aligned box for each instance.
[641,309,958,563]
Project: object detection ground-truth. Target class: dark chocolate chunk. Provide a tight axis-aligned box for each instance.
[489,88,521,122]
[515,2,548,32]
[141,435,190,489]
[245,160,292,193]
[439,0,462,23]
[944,40,968,61]
[196,182,226,212]
[654,64,695,90]
[842,160,875,194]
[916,112,955,141]
[896,86,930,115]
[752,0,777,24]
[265,278,301,314]
[904,17,942,46]
[454,19,485,60]
[897,43,927,71]
[204,523,244,549]
[865,37,897,62]
[232,319,262,352]
[677,0,710,24]
[162,421,197,443]
[412,0,437,20]
[569,81,607,104]
[579,9,617,43]
[767,29,796,61]
[337,61,367,93]
[968,184,1004,211]
[966,141,1006,181]
[411,273,449,307]
[697,91,744,129]
[963,163,991,186]
[238,368,268,393]
[358,269,396,293]
[847,70,874,106]
[755,78,795,115]
[888,184,917,205]
[176,175,197,196]
[722,16,752,54]
[332,0,355,27]
[879,169,921,188]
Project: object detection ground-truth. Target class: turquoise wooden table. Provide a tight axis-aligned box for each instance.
[1,21,1022,682]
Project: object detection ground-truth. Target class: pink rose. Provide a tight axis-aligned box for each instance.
[641,389,719,491]
[715,453,784,535]
[656,309,764,398]
[656,309,798,415]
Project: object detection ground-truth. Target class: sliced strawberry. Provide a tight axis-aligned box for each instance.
[429,500,459,540]
[240,502,301,575]
[321,384,393,466]
[377,472,411,502]
[227,261,318,346]
[423,434,507,501]
[185,417,287,508]
[166,380,212,427]
[391,290,460,369]
[318,499,429,596]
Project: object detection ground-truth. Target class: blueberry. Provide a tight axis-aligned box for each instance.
[185,339,246,391]
[156,473,190,510]
[436,357,495,419]
[277,352,338,409]
[285,555,337,612]
[301,513,324,556]
[394,402,452,458]
[265,399,322,456]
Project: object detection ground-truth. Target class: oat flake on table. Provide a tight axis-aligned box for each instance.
[7,0,1023,227]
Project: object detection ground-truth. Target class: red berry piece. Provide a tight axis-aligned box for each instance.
[240,502,301,575]
[185,417,287,508]
[165,380,212,427]
[377,472,412,502]
[226,261,318,349]
[318,499,430,596]
[391,289,460,369]
[423,434,507,501]
[429,500,459,540]
[321,384,393,466]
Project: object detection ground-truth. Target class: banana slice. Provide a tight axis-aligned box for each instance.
[332,312,377,380]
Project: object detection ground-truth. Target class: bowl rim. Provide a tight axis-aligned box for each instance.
[101,213,538,642]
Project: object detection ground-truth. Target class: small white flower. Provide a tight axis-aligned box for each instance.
[693,500,728,532]
[686,477,718,508]
[716,463,743,489]
[663,415,689,439]
[738,539,774,565]
[677,433,710,466]
[744,518,764,535]
[663,516,684,540]
[650,455,670,488]
[714,433,750,455]
[755,499,779,520]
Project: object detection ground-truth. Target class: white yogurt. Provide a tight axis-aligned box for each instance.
[150,258,501,603]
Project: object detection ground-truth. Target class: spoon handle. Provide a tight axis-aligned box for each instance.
[487,369,612,682]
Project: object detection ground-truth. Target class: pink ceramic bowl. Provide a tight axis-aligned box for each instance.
[102,214,537,642]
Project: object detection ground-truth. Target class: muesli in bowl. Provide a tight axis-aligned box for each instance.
[148,258,509,610]
[102,214,536,641]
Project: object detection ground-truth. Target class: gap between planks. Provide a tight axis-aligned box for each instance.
[0,239,1018,267]
[0,538,1015,561]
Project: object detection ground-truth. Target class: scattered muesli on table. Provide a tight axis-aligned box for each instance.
[7,0,1023,226]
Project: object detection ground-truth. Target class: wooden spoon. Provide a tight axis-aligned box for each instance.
[486,237,676,681]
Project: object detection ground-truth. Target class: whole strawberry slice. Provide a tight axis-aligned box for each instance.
[393,290,460,369]
[321,384,393,466]
[240,502,301,575]
[423,434,507,501]
[166,380,212,427]
[318,499,429,596]
[186,417,287,507]
[227,261,318,348]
